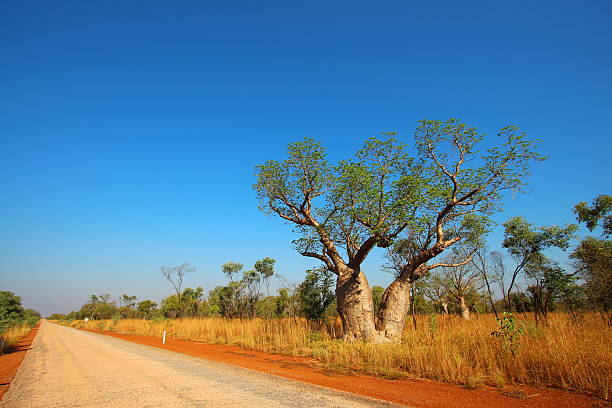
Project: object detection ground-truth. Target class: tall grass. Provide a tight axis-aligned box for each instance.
[0,323,33,354]
[64,313,610,399]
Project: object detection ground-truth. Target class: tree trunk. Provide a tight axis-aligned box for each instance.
[459,296,470,320]
[441,302,449,315]
[335,267,387,343]
[375,279,411,341]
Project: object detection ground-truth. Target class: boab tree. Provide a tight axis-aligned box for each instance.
[254,119,542,342]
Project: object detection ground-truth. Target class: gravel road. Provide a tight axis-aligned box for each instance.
[1,320,402,408]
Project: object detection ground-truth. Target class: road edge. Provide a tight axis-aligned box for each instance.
[0,321,41,400]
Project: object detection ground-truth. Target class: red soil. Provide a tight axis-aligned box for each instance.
[80,328,605,408]
[0,324,40,400]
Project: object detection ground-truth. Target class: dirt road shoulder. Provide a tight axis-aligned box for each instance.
[0,324,40,399]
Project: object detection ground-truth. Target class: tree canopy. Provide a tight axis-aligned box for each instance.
[254,119,544,279]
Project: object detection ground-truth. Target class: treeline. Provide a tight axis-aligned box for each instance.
[54,261,337,322]
[54,195,610,326]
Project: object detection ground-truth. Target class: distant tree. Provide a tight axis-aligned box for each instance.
[78,293,116,320]
[254,257,276,297]
[506,291,532,313]
[216,258,276,318]
[571,238,611,313]
[222,262,243,282]
[23,309,41,327]
[161,263,196,304]
[502,217,577,311]
[471,248,504,318]
[118,294,138,318]
[436,252,483,320]
[160,294,182,318]
[371,286,385,316]
[241,270,263,317]
[571,195,611,323]
[255,119,542,341]
[524,254,577,323]
[137,300,157,319]
[181,287,205,317]
[296,267,335,321]
[274,288,292,318]
[120,294,137,308]
[422,274,451,315]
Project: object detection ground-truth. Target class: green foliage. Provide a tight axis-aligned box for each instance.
[571,195,611,314]
[573,194,611,237]
[160,294,182,318]
[0,293,39,332]
[0,291,24,333]
[222,262,244,282]
[525,255,579,319]
[296,267,336,321]
[137,300,158,319]
[502,217,578,257]
[371,286,385,315]
[491,312,525,357]
[254,257,275,279]
[502,217,578,311]
[255,120,543,271]
[571,237,611,311]
[274,288,292,318]
[0,291,26,333]
[212,258,276,318]
[23,309,41,327]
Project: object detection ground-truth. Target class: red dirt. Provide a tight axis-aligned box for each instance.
[78,327,606,408]
[0,324,40,400]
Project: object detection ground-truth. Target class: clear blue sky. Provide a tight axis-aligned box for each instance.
[1,1,610,316]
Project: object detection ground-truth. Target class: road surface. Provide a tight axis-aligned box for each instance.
[1,320,401,408]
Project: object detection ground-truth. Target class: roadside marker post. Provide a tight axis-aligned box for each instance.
[163,330,166,345]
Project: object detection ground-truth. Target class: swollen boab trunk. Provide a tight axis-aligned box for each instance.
[335,268,387,343]
[459,296,470,320]
[375,279,411,341]
[335,269,414,343]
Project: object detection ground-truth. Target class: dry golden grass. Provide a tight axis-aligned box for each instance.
[0,323,32,353]
[64,313,611,399]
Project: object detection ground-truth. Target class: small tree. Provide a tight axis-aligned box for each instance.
[254,257,276,297]
[222,262,243,282]
[137,300,157,319]
[161,263,196,304]
[436,252,484,320]
[422,274,451,315]
[524,254,576,323]
[571,195,611,324]
[296,267,335,321]
[502,217,577,311]
[471,248,504,318]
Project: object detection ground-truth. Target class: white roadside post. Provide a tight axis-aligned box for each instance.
[162,330,166,345]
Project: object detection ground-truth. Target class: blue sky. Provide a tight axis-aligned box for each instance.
[1,1,610,315]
